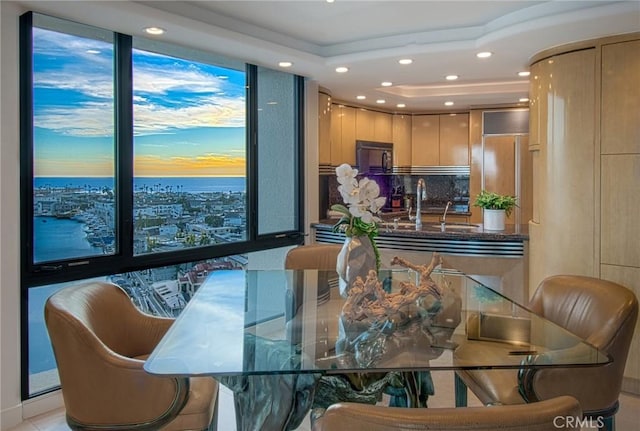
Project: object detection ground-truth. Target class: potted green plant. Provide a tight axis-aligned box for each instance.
[473,190,517,230]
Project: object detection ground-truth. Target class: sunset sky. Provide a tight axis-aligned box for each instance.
[33,27,246,177]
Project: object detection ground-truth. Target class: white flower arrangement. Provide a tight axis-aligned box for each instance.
[331,163,386,237]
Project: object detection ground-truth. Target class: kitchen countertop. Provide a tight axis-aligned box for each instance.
[313,219,529,242]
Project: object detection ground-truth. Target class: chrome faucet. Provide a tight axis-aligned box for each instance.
[415,178,426,230]
[440,201,453,231]
[441,201,453,223]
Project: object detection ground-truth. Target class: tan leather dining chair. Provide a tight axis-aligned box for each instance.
[45,281,218,431]
[455,275,638,431]
[312,395,583,431]
[285,243,342,270]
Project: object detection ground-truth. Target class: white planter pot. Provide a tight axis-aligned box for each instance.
[483,209,506,231]
[336,235,377,298]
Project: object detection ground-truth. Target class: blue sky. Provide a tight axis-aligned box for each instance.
[33,27,246,177]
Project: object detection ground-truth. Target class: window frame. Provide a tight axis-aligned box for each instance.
[19,11,305,400]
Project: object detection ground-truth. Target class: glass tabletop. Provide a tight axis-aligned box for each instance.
[144,268,610,378]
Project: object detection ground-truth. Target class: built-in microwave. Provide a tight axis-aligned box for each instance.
[355,141,393,174]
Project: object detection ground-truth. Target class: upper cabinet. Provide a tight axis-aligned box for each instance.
[325,99,472,167]
[439,113,470,165]
[601,39,640,154]
[411,115,439,165]
[412,113,469,166]
[318,91,332,165]
[331,104,357,166]
[356,108,392,142]
[392,114,412,167]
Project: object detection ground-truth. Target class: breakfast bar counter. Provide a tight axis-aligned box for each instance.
[312,219,529,258]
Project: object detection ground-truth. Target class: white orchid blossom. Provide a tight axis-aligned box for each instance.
[331,164,386,237]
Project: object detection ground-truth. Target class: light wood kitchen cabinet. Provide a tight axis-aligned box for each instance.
[411,115,439,165]
[529,48,597,288]
[392,114,412,167]
[355,108,392,143]
[601,39,640,154]
[330,104,356,166]
[373,111,393,142]
[529,33,640,394]
[439,113,469,165]
[355,108,376,141]
[412,113,469,166]
[318,91,332,165]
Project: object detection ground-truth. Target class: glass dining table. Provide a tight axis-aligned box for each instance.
[144,266,609,431]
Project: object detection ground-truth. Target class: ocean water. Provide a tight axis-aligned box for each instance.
[34,176,246,193]
[34,216,103,263]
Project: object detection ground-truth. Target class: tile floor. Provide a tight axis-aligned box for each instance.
[7,371,640,431]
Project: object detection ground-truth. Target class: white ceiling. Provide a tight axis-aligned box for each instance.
[22,0,640,112]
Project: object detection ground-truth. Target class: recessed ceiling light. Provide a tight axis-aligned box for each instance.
[518,71,531,77]
[335,66,349,73]
[376,99,386,104]
[278,61,293,68]
[381,81,393,87]
[86,49,100,54]
[519,98,530,102]
[356,95,366,100]
[476,51,492,58]
[445,75,459,81]
[444,101,454,106]
[398,58,413,65]
[144,27,165,35]
[397,103,406,108]
[326,0,335,3]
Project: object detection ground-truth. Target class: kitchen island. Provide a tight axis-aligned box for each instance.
[312,219,530,303]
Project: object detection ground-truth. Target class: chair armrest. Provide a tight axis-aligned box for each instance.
[61,333,189,429]
[517,345,617,415]
[126,312,175,354]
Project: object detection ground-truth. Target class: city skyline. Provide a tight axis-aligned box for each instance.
[33,26,246,178]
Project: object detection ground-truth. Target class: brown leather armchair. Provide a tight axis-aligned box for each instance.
[312,395,583,431]
[45,281,218,431]
[455,275,638,431]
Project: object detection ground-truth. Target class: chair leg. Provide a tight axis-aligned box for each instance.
[454,373,468,407]
[600,415,614,431]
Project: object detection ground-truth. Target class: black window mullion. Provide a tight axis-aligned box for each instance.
[247,64,258,241]
[115,33,134,258]
[19,10,34,402]
[295,75,305,234]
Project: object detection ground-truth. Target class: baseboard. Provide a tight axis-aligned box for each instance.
[622,376,640,396]
[23,390,64,419]
[1,403,24,430]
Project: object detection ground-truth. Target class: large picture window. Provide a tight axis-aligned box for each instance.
[20,12,304,398]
